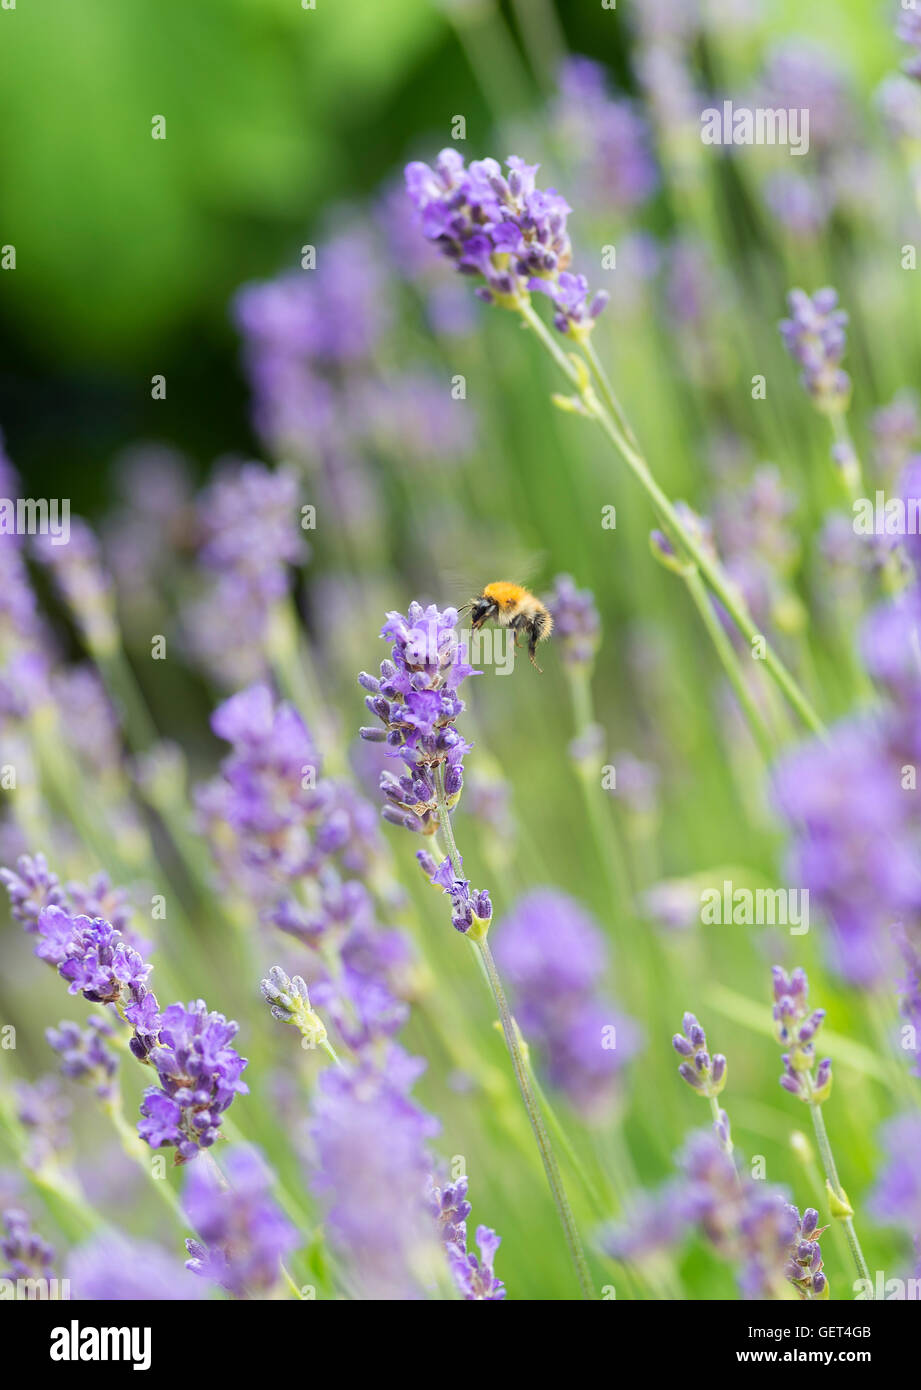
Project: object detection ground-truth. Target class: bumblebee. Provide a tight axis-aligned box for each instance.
[466,581,553,671]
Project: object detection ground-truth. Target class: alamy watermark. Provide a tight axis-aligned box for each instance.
[397,619,520,676]
[700,102,810,157]
[0,1274,71,1299]
[700,879,810,934]
[0,497,70,544]
[852,491,921,536]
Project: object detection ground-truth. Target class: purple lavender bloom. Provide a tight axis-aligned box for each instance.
[779,288,851,413]
[361,602,478,835]
[0,852,64,930]
[403,150,606,338]
[309,1046,441,1299]
[673,1013,727,1098]
[203,683,408,1053]
[234,228,390,459]
[763,171,830,241]
[680,1130,812,1299]
[103,443,193,608]
[871,391,920,484]
[139,1000,249,1162]
[710,464,800,631]
[51,665,123,776]
[204,682,383,899]
[868,1114,921,1232]
[15,1076,72,1170]
[9,885,155,1027]
[494,889,641,1120]
[446,1225,506,1301]
[67,1234,205,1300]
[33,517,117,655]
[784,1207,828,1299]
[641,877,701,933]
[427,1174,471,1249]
[606,750,660,820]
[664,238,719,328]
[553,57,658,214]
[771,966,832,1103]
[464,771,516,840]
[46,1017,118,1099]
[417,853,492,936]
[545,574,600,668]
[0,647,53,723]
[197,461,306,591]
[758,41,856,151]
[34,906,151,1007]
[66,871,148,952]
[895,928,921,1079]
[356,372,477,467]
[183,462,306,687]
[599,1183,690,1263]
[183,1145,299,1296]
[313,951,409,1052]
[877,75,921,141]
[234,232,389,371]
[209,683,320,842]
[773,597,921,987]
[898,7,921,82]
[1,1209,55,1282]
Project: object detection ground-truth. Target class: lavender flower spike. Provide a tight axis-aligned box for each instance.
[418,853,492,939]
[183,1145,299,1297]
[769,968,870,1287]
[779,287,850,415]
[1,1209,55,1282]
[785,1206,830,1300]
[261,966,330,1050]
[404,151,607,339]
[446,1225,506,1301]
[139,1000,249,1163]
[673,1012,727,1099]
[46,1017,119,1100]
[771,967,832,1104]
[898,7,921,82]
[545,574,601,669]
[360,601,478,837]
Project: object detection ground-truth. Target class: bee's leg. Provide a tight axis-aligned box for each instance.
[527,624,543,673]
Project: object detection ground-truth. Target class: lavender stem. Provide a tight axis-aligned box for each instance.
[433,766,594,1300]
[683,567,776,762]
[808,1095,873,1293]
[517,298,826,738]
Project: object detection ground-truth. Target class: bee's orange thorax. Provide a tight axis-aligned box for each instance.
[483,581,527,610]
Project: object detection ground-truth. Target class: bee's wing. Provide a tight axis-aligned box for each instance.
[437,540,549,607]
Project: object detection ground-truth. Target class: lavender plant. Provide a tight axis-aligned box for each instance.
[403,149,825,738]
[4,5,921,1311]
[770,967,872,1291]
[360,601,593,1298]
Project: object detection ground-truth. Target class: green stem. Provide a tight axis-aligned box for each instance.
[683,568,776,763]
[809,1101,873,1294]
[101,1093,186,1229]
[566,667,633,904]
[521,1040,609,1222]
[828,412,864,504]
[473,933,594,1300]
[509,0,566,95]
[94,644,159,752]
[518,301,826,737]
[433,765,593,1300]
